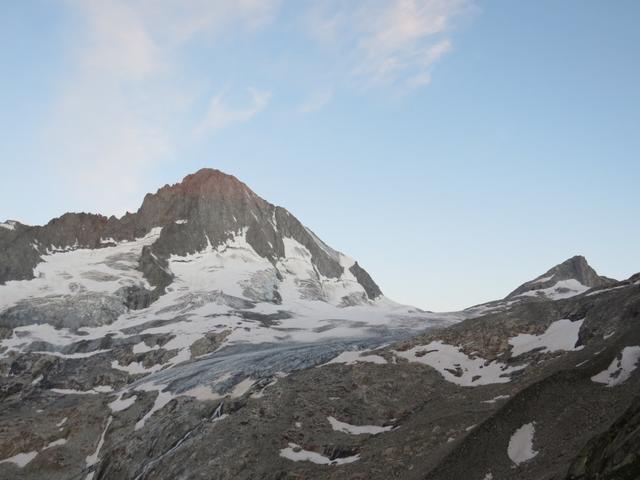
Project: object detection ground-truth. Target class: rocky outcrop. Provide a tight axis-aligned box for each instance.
[0,293,127,330]
[566,395,640,479]
[349,262,382,299]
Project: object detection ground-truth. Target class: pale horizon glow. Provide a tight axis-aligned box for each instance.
[1,1,639,311]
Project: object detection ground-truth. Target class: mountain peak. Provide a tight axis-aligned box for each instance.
[176,168,255,198]
[0,167,384,305]
[129,168,385,302]
[506,255,616,300]
[136,168,262,224]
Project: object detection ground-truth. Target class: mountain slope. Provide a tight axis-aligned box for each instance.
[102,274,638,480]
[16,269,632,480]
[0,169,637,480]
[0,168,452,479]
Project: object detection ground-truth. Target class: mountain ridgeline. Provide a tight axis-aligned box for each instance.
[0,169,382,302]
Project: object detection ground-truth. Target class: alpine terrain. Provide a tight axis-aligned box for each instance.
[1,169,639,480]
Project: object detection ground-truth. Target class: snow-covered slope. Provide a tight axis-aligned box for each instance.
[0,169,451,432]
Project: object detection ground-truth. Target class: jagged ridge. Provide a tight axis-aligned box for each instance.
[0,169,382,301]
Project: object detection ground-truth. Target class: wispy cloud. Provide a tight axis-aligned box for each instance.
[196,88,271,135]
[41,0,472,216]
[47,0,281,215]
[305,0,470,89]
[298,89,334,114]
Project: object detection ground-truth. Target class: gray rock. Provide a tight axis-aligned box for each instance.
[0,293,127,330]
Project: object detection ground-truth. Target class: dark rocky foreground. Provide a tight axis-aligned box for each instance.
[1,275,638,479]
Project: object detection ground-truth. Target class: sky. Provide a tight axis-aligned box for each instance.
[1,0,639,311]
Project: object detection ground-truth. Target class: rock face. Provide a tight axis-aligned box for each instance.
[506,255,617,300]
[0,293,127,330]
[566,394,640,479]
[134,169,347,285]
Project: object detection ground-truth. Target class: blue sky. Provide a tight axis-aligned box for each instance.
[1,1,639,311]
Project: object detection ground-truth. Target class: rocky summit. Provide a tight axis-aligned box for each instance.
[1,169,639,480]
[506,255,617,300]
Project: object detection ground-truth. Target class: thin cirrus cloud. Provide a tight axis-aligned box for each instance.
[195,89,272,135]
[297,89,334,114]
[305,0,469,89]
[46,0,281,215]
[41,0,471,216]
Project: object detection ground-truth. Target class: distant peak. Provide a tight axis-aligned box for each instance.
[0,220,21,231]
[559,255,589,268]
[506,255,616,300]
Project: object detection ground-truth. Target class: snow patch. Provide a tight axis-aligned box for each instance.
[509,319,584,357]
[45,438,67,448]
[250,378,278,399]
[0,451,38,467]
[229,377,255,397]
[517,279,589,300]
[395,341,526,386]
[86,416,112,467]
[279,443,360,465]
[586,285,627,296]
[508,422,538,465]
[108,394,137,413]
[327,416,393,435]
[50,386,113,395]
[111,360,164,375]
[0,221,16,231]
[182,385,224,401]
[0,436,68,468]
[134,384,173,431]
[591,346,640,387]
[33,349,112,359]
[324,350,387,366]
[483,394,510,404]
[132,341,160,354]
